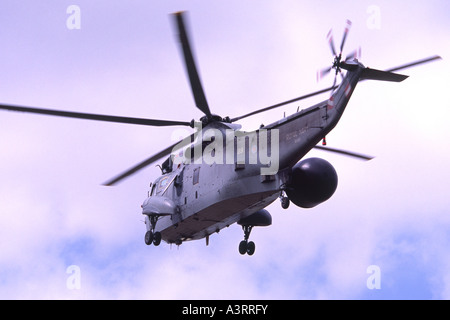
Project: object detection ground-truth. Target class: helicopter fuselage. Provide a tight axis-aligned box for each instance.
[142,65,362,245]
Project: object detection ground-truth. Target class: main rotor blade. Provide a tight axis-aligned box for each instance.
[230,55,441,123]
[229,85,337,122]
[0,104,191,127]
[101,48,438,185]
[384,55,442,73]
[173,11,212,119]
[313,145,374,161]
[103,132,196,186]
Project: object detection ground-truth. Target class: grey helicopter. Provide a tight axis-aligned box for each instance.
[0,12,440,255]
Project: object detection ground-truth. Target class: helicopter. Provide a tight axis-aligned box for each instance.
[0,12,440,255]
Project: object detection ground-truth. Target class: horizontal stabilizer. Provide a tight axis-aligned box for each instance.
[360,67,408,82]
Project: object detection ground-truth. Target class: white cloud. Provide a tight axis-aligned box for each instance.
[0,0,449,300]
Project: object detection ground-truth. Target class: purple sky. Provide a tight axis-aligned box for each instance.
[0,0,449,299]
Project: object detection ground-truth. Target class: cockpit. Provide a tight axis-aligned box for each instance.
[149,175,172,197]
[161,156,173,174]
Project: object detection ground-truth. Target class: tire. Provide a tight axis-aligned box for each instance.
[239,240,248,255]
[247,241,256,256]
[281,197,290,209]
[153,232,162,246]
[145,231,153,246]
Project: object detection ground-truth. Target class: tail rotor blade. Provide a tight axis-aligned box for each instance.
[339,20,352,54]
[317,66,332,82]
[345,47,361,61]
[327,29,337,57]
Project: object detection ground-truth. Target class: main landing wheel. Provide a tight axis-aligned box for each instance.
[281,196,290,209]
[145,231,153,245]
[145,215,162,247]
[239,240,255,255]
[153,231,162,246]
[144,231,162,246]
[238,225,256,256]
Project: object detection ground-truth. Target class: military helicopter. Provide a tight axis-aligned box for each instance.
[0,12,440,255]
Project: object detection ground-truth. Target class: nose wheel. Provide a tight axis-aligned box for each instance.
[238,225,255,255]
[239,239,255,255]
[144,215,162,246]
[145,230,162,246]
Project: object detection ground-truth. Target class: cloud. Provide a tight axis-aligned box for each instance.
[0,0,449,300]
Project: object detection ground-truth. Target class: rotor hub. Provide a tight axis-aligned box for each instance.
[196,114,231,127]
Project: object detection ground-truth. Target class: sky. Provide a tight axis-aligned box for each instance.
[0,0,449,300]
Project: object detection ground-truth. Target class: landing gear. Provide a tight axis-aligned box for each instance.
[144,230,162,246]
[281,196,290,209]
[144,215,162,246]
[239,239,255,255]
[145,230,152,245]
[238,225,256,256]
[279,189,290,209]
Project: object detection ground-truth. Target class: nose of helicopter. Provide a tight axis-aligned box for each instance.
[141,196,177,216]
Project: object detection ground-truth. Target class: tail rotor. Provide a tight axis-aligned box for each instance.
[317,20,361,90]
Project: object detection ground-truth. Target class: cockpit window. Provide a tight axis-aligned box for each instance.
[159,176,170,190]
[150,176,168,196]
[161,156,173,174]
[150,175,176,196]
[150,183,156,196]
